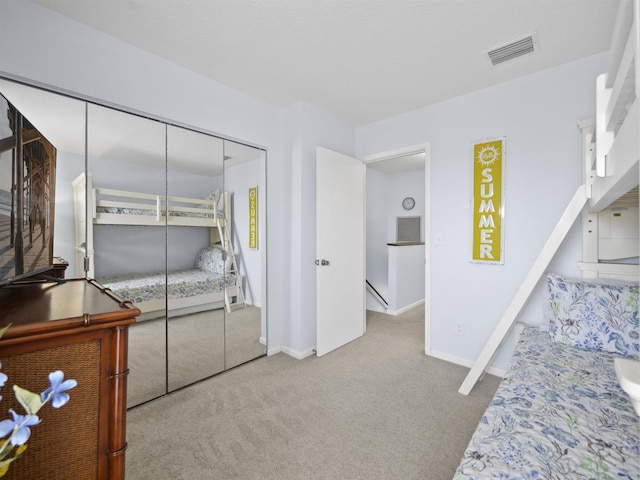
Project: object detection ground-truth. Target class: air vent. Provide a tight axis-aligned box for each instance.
[487,33,539,66]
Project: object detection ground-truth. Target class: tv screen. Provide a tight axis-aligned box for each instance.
[0,93,57,287]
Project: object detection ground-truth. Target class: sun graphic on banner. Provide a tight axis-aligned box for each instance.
[477,145,500,166]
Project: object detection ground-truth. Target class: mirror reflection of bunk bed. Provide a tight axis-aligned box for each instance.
[459,0,640,396]
[72,171,245,320]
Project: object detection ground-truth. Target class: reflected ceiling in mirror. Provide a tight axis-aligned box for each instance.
[224,140,262,168]
[0,78,85,153]
[168,125,224,176]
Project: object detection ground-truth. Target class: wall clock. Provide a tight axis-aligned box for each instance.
[402,197,415,210]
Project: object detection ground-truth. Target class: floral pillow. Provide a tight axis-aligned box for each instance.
[195,247,230,274]
[547,273,639,357]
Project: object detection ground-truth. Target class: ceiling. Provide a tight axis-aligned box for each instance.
[30,0,620,127]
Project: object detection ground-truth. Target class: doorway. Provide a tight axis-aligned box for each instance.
[362,144,431,355]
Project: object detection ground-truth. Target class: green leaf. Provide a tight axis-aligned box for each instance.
[0,443,26,477]
[0,324,10,340]
[0,452,20,469]
[0,440,11,461]
[13,385,43,415]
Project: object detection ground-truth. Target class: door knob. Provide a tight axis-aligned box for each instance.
[321,259,330,266]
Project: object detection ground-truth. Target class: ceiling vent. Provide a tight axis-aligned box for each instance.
[487,33,539,66]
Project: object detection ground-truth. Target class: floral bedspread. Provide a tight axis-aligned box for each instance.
[453,328,639,479]
[99,269,235,304]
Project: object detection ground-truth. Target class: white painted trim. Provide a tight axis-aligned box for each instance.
[424,144,432,356]
[386,299,425,316]
[360,143,430,164]
[578,262,640,281]
[266,345,282,356]
[428,350,507,378]
[282,346,315,360]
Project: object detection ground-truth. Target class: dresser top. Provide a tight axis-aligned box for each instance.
[0,278,139,338]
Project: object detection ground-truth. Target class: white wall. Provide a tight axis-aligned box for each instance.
[282,102,355,358]
[388,244,425,313]
[356,53,606,372]
[387,171,426,242]
[365,168,389,311]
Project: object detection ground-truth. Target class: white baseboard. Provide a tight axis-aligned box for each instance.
[267,345,282,356]
[281,345,315,360]
[265,343,315,359]
[386,299,425,316]
[428,349,506,378]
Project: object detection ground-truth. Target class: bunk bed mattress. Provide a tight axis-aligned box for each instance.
[99,269,235,303]
[454,327,640,479]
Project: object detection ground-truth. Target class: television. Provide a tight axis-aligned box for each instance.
[0,93,57,287]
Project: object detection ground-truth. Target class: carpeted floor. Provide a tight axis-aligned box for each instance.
[127,306,264,407]
[126,304,500,479]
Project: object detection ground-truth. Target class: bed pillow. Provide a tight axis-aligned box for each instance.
[547,273,639,356]
[195,247,230,274]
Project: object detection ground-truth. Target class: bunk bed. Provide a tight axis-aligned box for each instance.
[454,0,640,477]
[72,172,245,319]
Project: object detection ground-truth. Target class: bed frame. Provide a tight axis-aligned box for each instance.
[459,0,640,395]
[72,171,244,318]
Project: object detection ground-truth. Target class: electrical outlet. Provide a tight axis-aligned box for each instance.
[455,322,464,335]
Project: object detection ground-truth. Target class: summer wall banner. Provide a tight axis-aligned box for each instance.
[249,186,258,250]
[471,137,504,264]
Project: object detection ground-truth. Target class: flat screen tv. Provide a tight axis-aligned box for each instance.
[0,93,57,287]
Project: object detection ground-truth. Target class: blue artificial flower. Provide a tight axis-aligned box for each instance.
[0,364,6,402]
[0,363,6,388]
[0,409,40,446]
[40,371,77,408]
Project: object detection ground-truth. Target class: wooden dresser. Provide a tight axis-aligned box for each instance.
[0,278,140,480]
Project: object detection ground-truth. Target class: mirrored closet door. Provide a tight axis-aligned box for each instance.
[166,126,226,390]
[222,139,267,369]
[0,77,267,409]
[87,104,168,407]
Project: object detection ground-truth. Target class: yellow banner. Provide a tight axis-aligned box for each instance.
[249,187,258,250]
[472,138,504,264]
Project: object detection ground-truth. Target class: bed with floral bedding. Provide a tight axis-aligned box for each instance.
[453,273,639,479]
[98,246,238,320]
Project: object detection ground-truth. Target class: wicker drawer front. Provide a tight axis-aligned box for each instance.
[1,339,101,480]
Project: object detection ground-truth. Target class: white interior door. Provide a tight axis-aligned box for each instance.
[316,146,365,356]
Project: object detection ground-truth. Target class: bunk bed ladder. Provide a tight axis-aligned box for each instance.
[218,222,246,312]
[458,185,588,395]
